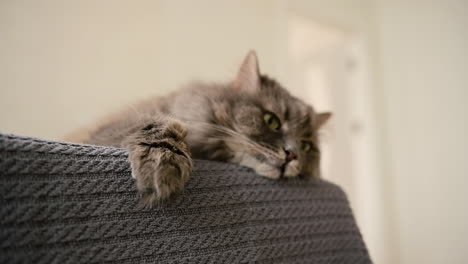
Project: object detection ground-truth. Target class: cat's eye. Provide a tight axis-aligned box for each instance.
[264,113,281,131]
[301,141,312,153]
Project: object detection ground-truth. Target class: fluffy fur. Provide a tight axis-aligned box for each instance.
[68,51,331,205]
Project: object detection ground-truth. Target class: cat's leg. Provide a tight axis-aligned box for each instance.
[123,116,192,205]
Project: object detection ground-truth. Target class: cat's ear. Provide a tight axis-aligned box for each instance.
[315,112,332,128]
[233,50,261,92]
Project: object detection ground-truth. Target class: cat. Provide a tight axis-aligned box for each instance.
[67,51,331,205]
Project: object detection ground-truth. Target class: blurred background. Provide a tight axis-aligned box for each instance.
[1,0,467,263]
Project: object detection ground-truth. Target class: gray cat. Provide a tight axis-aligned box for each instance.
[68,51,331,205]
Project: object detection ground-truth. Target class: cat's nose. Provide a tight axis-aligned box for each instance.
[284,148,297,162]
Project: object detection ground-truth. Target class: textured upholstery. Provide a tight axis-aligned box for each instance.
[0,134,371,263]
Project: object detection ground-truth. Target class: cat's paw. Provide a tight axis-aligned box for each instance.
[125,119,192,206]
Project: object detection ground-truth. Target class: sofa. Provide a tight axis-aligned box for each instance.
[0,133,371,263]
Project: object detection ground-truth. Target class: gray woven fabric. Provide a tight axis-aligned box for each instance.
[0,134,371,264]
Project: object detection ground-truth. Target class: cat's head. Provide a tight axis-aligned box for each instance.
[223,51,331,179]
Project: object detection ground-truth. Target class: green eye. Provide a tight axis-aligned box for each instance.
[301,141,312,153]
[264,113,281,131]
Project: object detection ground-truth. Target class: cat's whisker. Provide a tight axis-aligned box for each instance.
[221,136,281,159]
[187,121,282,160]
[210,135,281,160]
[205,129,280,158]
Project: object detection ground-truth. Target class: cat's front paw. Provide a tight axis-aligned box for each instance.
[125,119,192,206]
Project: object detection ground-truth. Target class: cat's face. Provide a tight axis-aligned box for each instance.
[224,51,331,179]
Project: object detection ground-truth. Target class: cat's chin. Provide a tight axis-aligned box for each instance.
[230,153,301,179]
[254,161,300,179]
[249,162,301,180]
[283,160,301,178]
[231,153,280,179]
[253,163,282,179]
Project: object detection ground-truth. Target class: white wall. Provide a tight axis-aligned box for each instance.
[375,1,468,263]
[0,0,280,139]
